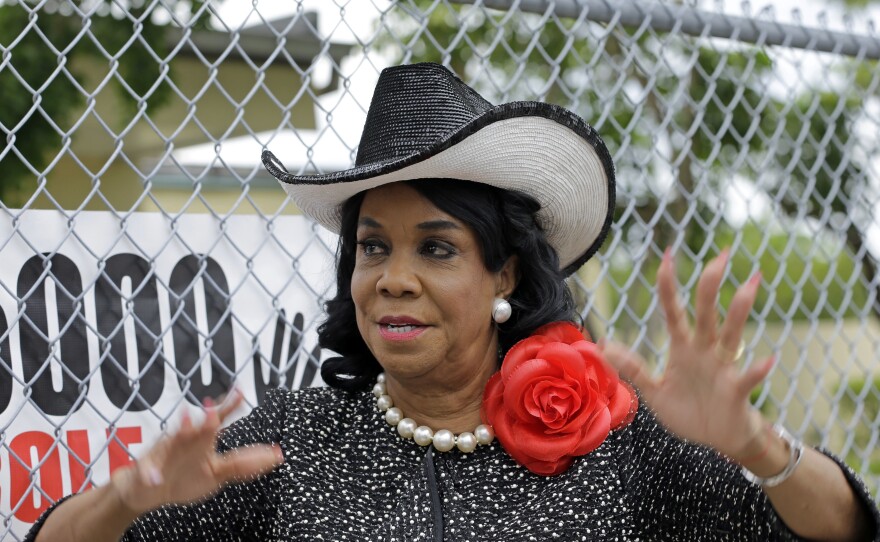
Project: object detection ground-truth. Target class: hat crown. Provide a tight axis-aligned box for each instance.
[355,63,493,166]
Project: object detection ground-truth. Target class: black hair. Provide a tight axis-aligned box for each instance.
[317,179,576,391]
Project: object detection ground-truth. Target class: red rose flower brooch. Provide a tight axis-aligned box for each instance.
[481,321,638,476]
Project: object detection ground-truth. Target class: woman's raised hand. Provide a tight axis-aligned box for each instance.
[601,248,775,460]
[109,390,284,515]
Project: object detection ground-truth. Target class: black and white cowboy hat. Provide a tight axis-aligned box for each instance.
[262,62,616,276]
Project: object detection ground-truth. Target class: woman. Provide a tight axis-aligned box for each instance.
[28,63,878,541]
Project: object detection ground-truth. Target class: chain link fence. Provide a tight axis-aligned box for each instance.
[1,0,879,537]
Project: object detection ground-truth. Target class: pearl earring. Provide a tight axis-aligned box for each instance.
[492,298,512,324]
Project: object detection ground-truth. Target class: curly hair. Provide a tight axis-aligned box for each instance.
[317,179,576,391]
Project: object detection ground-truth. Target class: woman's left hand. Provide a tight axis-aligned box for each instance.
[601,248,775,460]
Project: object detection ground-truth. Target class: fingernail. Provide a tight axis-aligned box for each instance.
[203,397,215,409]
[663,247,672,261]
[748,272,762,290]
[147,465,163,486]
[274,445,284,463]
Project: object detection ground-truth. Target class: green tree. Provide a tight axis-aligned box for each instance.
[0,0,210,203]
[771,82,879,321]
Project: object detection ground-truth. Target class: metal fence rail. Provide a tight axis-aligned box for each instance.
[1,0,879,537]
[462,0,880,59]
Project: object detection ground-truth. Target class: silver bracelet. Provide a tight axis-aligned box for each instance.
[740,424,804,488]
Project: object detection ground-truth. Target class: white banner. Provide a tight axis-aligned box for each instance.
[0,210,335,533]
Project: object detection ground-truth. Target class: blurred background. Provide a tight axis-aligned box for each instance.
[1,0,879,536]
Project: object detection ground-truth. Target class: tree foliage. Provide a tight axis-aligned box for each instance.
[0,1,210,203]
[0,5,83,196]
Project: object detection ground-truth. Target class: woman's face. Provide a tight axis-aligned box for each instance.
[351,183,516,387]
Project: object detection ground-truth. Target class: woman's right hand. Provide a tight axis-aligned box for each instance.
[33,391,283,542]
[109,390,284,514]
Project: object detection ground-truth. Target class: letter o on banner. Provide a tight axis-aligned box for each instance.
[95,254,165,411]
[17,253,90,416]
[169,255,236,404]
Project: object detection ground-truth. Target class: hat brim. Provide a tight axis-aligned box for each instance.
[262,102,615,275]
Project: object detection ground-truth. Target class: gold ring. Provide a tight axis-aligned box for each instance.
[717,340,746,362]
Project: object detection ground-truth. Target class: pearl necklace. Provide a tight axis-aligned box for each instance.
[372,373,495,453]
